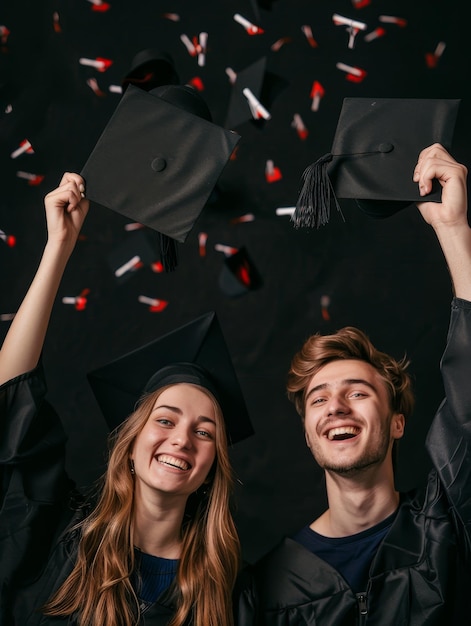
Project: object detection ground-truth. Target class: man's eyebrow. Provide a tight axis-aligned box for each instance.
[306,378,378,401]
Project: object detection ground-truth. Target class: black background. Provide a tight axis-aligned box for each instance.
[1,0,470,563]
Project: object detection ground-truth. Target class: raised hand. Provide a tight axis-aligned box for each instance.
[414,144,471,301]
[414,143,468,229]
[44,172,89,253]
[0,173,90,383]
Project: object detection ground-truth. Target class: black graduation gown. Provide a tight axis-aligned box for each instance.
[240,298,471,625]
[0,364,188,626]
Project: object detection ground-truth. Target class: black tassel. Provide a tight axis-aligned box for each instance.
[159,233,178,272]
[292,153,341,229]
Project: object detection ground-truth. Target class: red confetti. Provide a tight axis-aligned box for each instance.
[149,301,168,313]
[233,13,264,35]
[138,295,168,312]
[243,88,271,120]
[292,114,309,140]
[364,27,386,43]
[11,139,34,159]
[53,12,61,33]
[236,261,251,287]
[151,261,165,273]
[425,42,446,68]
[0,230,16,247]
[271,37,291,52]
[162,13,180,22]
[79,57,113,72]
[231,214,255,224]
[379,15,407,27]
[91,2,111,12]
[198,232,208,257]
[336,62,367,83]
[87,77,106,97]
[0,25,10,45]
[321,295,331,320]
[310,81,325,111]
[188,76,204,91]
[265,160,282,183]
[17,171,44,185]
[301,25,318,48]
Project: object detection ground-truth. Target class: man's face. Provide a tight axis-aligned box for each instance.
[303,359,404,476]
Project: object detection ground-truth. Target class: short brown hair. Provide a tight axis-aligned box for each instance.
[287,326,414,420]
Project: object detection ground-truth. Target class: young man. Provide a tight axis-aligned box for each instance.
[245,144,471,624]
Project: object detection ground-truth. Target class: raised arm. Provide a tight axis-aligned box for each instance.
[414,143,470,300]
[0,173,89,385]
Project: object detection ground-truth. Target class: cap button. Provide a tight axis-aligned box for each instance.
[151,157,167,172]
[378,142,394,153]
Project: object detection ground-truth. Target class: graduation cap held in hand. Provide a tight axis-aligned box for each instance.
[87,312,253,445]
[81,84,241,270]
[292,97,461,229]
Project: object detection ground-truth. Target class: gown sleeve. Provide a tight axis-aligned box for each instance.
[426,298,471,549]
[232,563,259,625]
[0,363,72,623]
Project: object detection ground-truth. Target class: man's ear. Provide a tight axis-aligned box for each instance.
[391,413,405,440]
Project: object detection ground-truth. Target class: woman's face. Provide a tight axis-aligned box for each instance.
[131,384,218,500]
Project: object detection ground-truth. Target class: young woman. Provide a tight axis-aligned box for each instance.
[0,173,249,626]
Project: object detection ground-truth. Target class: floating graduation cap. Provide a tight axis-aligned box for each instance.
[219,247,262,297]
[87,312,253,445]
[225,57,287,129]
[81,84,241,270]
[293,97,461,229]
[121,48,179,93]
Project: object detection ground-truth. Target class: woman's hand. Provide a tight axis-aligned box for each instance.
[44,172,89,251]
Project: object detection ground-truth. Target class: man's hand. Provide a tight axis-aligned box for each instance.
[414,144,471,300]
[414,143,468,229]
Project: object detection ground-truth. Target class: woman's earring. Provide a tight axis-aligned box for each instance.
[130,459,135,475]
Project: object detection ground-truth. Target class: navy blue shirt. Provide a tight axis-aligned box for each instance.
[292,511,397,593]
[132,548,178,603]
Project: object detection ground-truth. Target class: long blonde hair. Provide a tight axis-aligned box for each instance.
[43,384,240,626]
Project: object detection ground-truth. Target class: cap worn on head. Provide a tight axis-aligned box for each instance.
[81,84,241,270]
[292,97,461,229]
[87,312,254,445]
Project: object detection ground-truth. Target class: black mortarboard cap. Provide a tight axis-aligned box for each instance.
[225,57,287,129]
[219,247,262,297]
[87,312,254,444]
[293,97,461,229]
[226,57,267,129]
[81,84,241,270]
[121,48,179,93]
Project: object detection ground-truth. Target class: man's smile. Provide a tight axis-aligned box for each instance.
[326,426,361,441]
